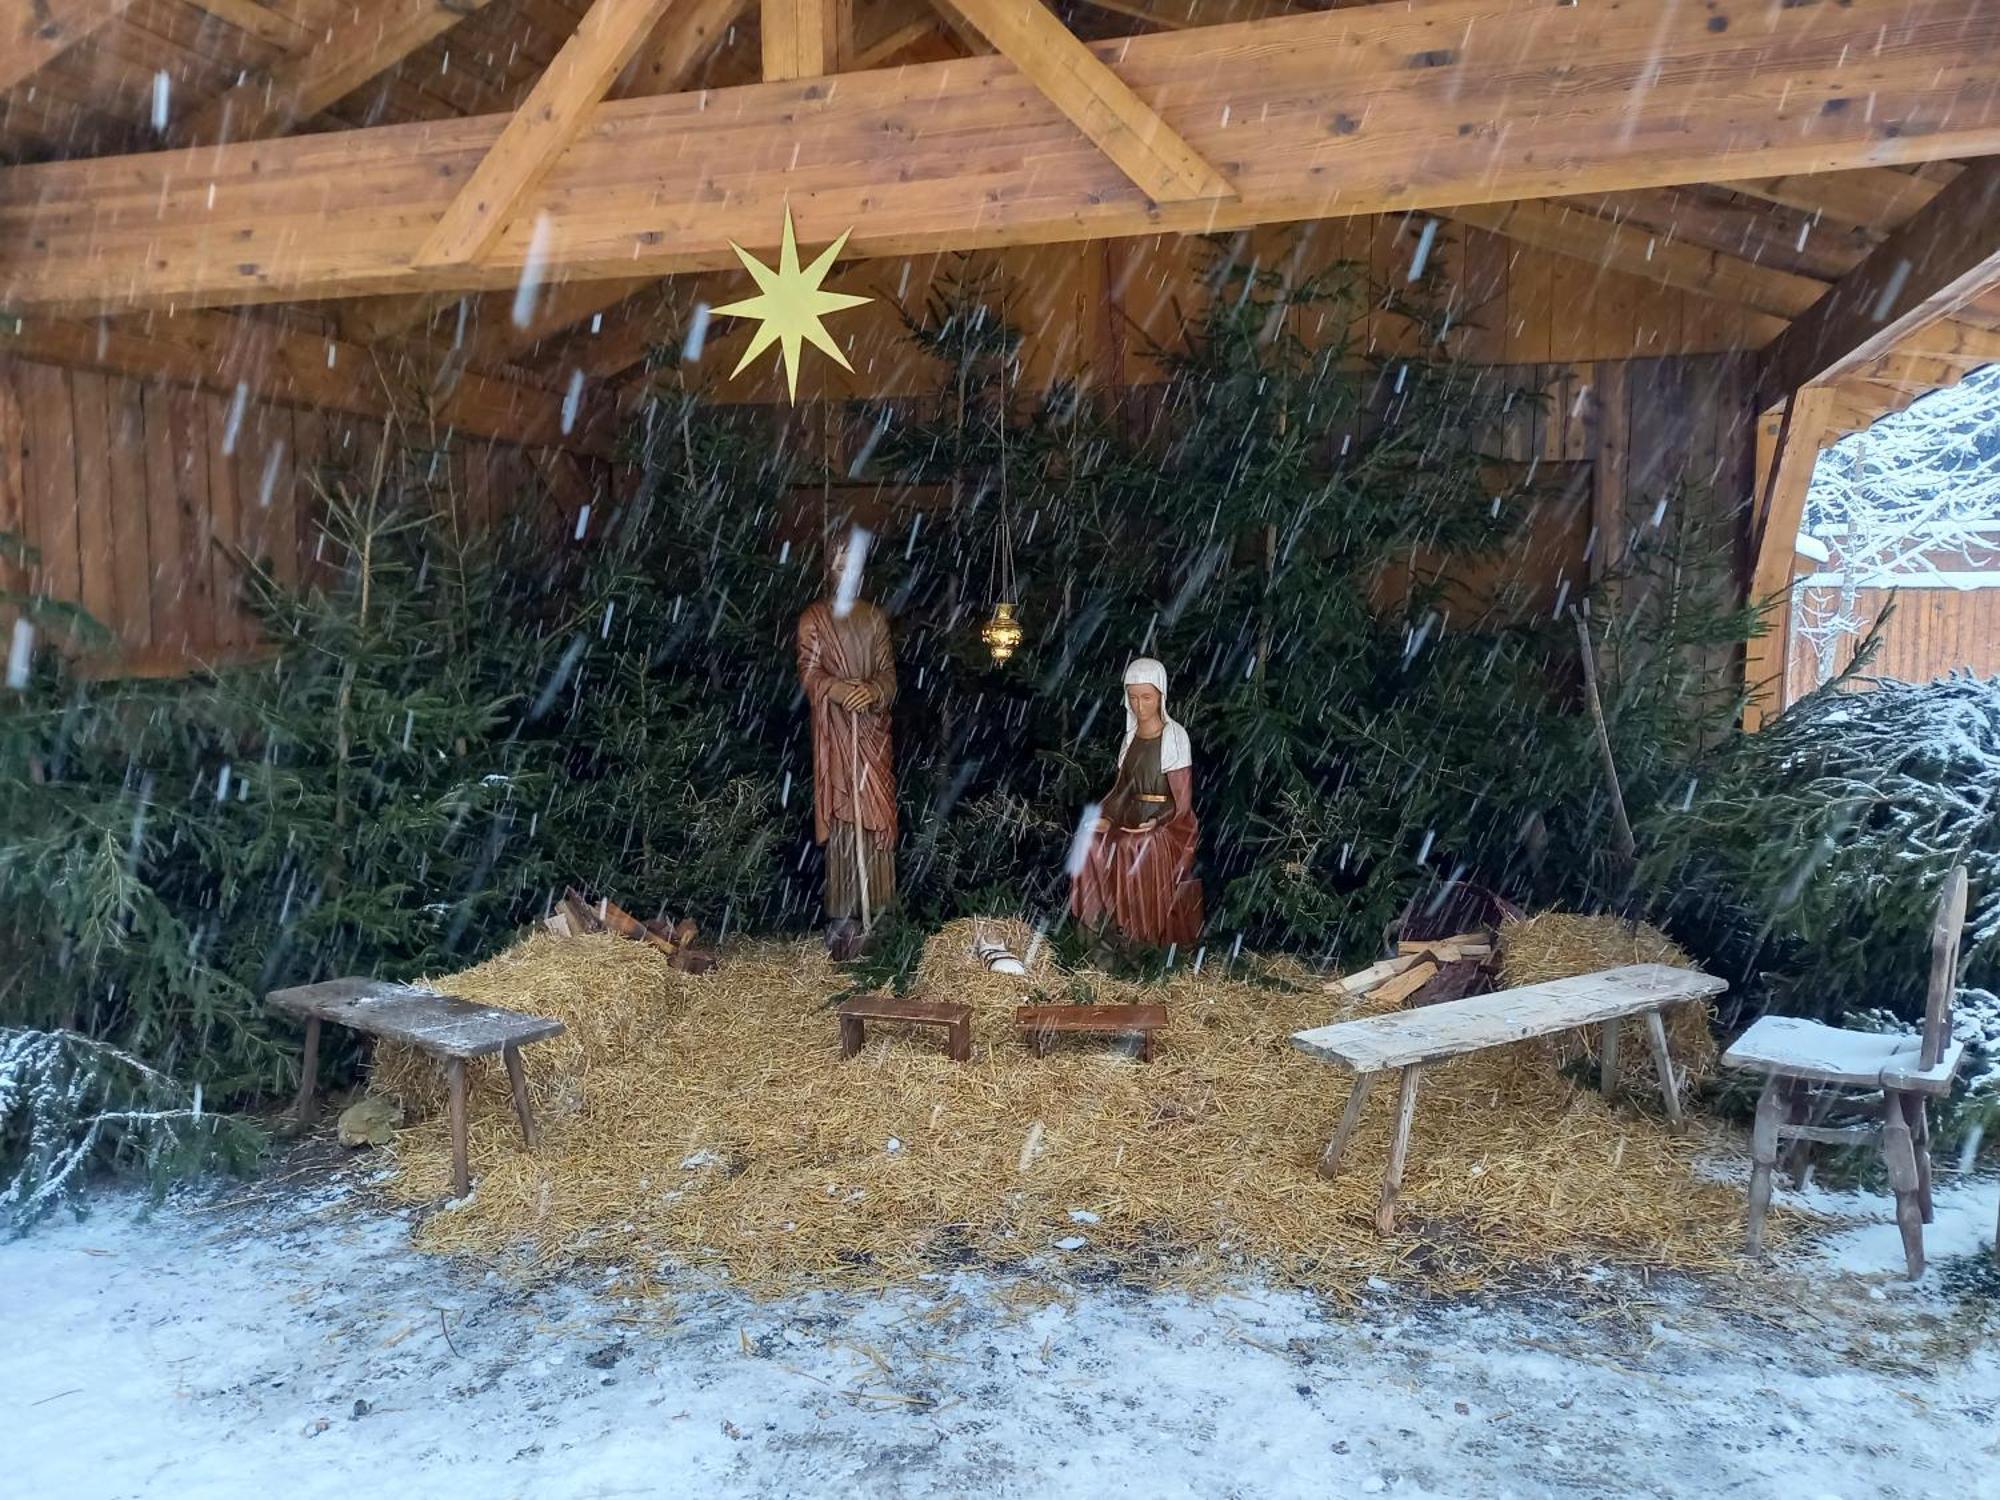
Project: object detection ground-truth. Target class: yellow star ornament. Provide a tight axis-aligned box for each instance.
[712,208,872,403]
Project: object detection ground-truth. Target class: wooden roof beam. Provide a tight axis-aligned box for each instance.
[762,0,851,78]
[415,0,681,268]
[1,0,137,94]
[613,0,749,96]
[1756,158,2000,411]
[0,309,617,454]
[932,0,1231,205]
[7,0,2000,313]
[175,0,499,146]
[1446,198,1818,328]
[1716,168,1948,233]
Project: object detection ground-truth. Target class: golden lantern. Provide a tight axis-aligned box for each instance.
[981,600,1024,664]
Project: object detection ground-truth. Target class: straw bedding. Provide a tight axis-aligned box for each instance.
[374,916,1763,1297]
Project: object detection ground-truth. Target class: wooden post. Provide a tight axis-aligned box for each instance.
[447,1057,471,1200]
[1573,610,1635,869]
[1643,1009,1683,1127]
[838,1012,865,1058]
[1317,1071,1376,1180]
[1880,1088,1926,1279]
[1598,1018,1621,1103]
[1746,1074,1784,1254]
[290,1014,321,1130]
[503,1043,538,1150]
[1375,1065,1423,1235]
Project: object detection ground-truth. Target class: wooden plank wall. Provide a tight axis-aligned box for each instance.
[1785,585,2000,703]
[0,357,563,674]
[686,217,1773,407]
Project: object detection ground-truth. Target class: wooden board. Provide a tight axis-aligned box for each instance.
[1292,964,1725,1073]
[4,0,1998,311]
[839,993,973,1026]
[267,977,566,1058]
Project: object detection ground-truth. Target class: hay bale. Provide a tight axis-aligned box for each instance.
[370,932,705,1119]
[914,916,1059,1013]
[1498,912,1718,1091]
[378,926,1766,1300]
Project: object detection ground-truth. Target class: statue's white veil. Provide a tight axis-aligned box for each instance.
[1119,657,1192,773]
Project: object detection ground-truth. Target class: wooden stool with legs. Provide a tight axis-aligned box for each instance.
[1722,865,1969,1278]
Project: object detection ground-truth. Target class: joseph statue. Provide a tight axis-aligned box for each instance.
[795,540,898,954]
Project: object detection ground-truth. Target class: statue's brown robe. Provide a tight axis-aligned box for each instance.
[796,598,897,921]
[1072,732,1202,948]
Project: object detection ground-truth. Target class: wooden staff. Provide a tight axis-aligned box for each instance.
[849,707,873,933]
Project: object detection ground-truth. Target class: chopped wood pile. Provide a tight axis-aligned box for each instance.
[543,887,717,973]
[1325,930,1497,1009]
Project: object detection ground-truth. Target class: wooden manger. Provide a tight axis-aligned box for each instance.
[1017,1003,1168,1061]
[1292,964,1728,1233]
[838,992,974,1062]
[269,978,566,1199]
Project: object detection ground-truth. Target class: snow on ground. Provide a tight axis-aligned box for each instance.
[3,1168,1997,1500]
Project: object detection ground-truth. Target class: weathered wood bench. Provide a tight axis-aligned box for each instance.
[269,978,566,1199]
[838,993,974,1062]
[1017,1003,1168,1062]
[1291,963,1727,1233]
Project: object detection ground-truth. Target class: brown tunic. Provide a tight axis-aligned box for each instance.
[1072,732,1202,948]
[796,598,897,920]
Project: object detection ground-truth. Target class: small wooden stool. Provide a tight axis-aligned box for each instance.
[1017,1003,1167,1062]
[268,978,565,1199]
[838,993,974,1062]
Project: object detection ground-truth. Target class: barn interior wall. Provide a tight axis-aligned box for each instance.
[0,220,1762,677]
[0,356,578,675]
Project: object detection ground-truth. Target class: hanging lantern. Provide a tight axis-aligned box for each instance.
[978,293,1024,668]
[981,600,1025,664]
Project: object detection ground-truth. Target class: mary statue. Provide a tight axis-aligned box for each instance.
[1070,658,1203,949]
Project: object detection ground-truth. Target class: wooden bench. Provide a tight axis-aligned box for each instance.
[838,993,974,1062]
[269,978,566,1199]
[1017,1003,1168,1062]
[1291,963,1727,1233]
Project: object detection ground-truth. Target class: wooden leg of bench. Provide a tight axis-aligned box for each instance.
[1746,1074,1783,1255]
[1375,1065,1423,1235]
[503,1043,538,1150]
[1644,1009,1683,1128]
[1318,1072,1375,1181]
[1139,1030,1156,1063]
[447,1057,470,1200]
[290,1015,321,1131]
[1599,1017,1620,1103]
[839,1014,865,1059]
[948,1017,971,1063]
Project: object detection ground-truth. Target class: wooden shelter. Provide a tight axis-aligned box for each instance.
[0,0,1996,707]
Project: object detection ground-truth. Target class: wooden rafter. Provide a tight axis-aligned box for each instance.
[1718,168,1949,234]
[1,0,137,94]
[6,0,2000,313]
[415,0,681,268]
[181,0,312,48]
[0,310,617,455]
[1447,199,1820,325]
[934,0,1230,205]
[175,0,499,146]
[762,0,850,78]
[613,0,749,96]
[1756,158,2000,410]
